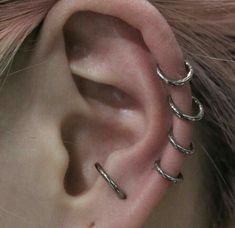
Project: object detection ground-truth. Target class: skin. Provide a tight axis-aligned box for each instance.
[0,51,209,228]
[0,0,232,227]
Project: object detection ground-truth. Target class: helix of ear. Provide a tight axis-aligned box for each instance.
[153,60,204,184]
[94,60,204,201]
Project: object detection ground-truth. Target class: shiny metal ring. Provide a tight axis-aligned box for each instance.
[168,129,194,155]
[153,160,184,184]
[95,163,127,200]
[156,61,194,86]
[169,96,204,121]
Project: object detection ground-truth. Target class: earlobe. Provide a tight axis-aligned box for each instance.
[30,0,201,227]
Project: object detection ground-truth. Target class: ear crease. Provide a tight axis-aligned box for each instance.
[73,76,139,110]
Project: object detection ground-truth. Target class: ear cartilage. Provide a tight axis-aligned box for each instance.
[154,60,203,183]
[95,163,127,200]
[153,160,184,184]
[156,60,194,86]
[168,95,204,122]
[168,129,194,155]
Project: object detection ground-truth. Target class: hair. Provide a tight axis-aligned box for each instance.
[0,0,235,227]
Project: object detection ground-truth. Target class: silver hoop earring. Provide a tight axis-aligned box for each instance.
[95,163,127,200]
[169,96,204,121]
[156,61,194,86]
[153,160,184,184]
[168,129,194,155]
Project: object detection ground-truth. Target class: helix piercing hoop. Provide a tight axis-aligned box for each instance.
[95,163,127,200]
[156,61,194,86]
[169,96,204,122]
[153,160,184,184]
[168,129,194,155]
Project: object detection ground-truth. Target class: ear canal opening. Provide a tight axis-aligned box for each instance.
[62,115,88,196]
[63,149,88,196]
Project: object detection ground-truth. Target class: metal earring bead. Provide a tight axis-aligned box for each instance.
[95,163,127,200]
[156,61,194,86]
[168,96,204,122]
[168,129,194,155]
[153,160,184,184]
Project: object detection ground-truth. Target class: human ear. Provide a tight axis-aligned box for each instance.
[28,0,194,227]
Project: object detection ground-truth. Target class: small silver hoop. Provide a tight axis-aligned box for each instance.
[95,163,127,200]
[153,160,184,184]
[168,129,194,155]
[169,96,204,122]
[156,61,194,86]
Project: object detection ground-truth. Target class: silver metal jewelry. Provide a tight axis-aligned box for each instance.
[169,96,204,121]
[153,160,184,184]
[168,129,194,155]
[95,162,127,200]
[156,61,194,86]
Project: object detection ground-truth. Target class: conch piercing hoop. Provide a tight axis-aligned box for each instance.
[169,96,204,122]
[95,163,127,200]
[153,160,184,184]
[168,129,194,155]
[156,61,194,86]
